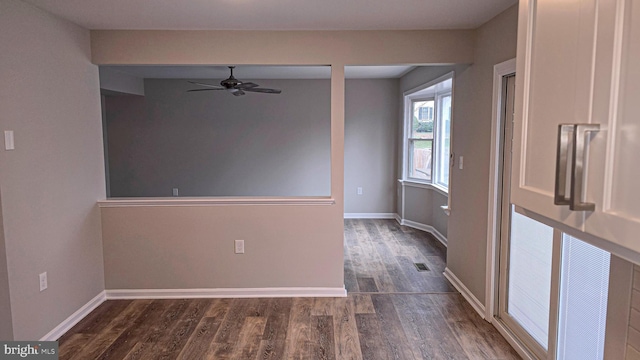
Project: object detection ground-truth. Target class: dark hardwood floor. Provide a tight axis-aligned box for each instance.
[58,219,519,359]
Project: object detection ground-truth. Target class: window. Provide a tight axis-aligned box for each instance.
[435,93,451,188]
[404,74,453,191]
[409,99,434,180]
[418,105,433,121]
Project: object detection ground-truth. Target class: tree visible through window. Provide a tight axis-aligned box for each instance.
[404,75,452,191]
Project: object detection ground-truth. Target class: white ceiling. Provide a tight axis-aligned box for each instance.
[23,0,517,30]
[102,65,419,80]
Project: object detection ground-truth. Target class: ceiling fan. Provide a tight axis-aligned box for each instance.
[187,66,282,96]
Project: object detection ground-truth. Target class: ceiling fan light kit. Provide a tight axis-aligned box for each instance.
[187,66,282,96]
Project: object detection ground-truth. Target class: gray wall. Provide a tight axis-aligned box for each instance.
[400,66,462,96]
[92,20,476,297]
[102,204,344,290]
[105,79,331,197]
[0,191,13,340]
[0,0,106,340]
[395,6,518,303]
[431,191,449,239]
[344,79,399,214]
[447,4,518,304]
[99,67,145,96]
[399,185,448,239]
[404,186,433,225]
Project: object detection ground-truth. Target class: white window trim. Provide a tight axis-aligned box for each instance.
[398,179,448,197]
[402,72,454,193]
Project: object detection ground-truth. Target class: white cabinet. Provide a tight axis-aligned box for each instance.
[512,0,640,257]
[586,0,640,254]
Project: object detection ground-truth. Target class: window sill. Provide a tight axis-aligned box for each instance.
[441,205,451,216]
[398,179,448,197]
[98,197,336,208]
[431,183,449,196]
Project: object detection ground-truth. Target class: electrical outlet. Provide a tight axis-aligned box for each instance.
[39,272,47,292]
[357,187,363,195]
[459,156,464,170]
[234,239,245,254]
[4,130,15,150]
[172,188,179,196]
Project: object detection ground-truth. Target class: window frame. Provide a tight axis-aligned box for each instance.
[408,97,435,182]
[433,91,452,189]
[402,72,454,193]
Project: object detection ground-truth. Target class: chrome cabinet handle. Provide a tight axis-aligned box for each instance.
[569,124,600,211]
[554,124,574,205]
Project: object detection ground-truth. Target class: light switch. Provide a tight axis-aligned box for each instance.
[459,156,464,170]
[4,130,14,150]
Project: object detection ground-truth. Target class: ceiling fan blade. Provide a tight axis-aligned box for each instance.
[236,82,259,89]
[243,87,282,94]
[231,90,245,96]
[188,81,224,89]
[187,88,224,92]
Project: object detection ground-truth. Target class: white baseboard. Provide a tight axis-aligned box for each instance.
[40,291,106,341]
[394,213,402,223]
[106,287,347,299]
[39,286,345,340]
[398,218,448,247]
[344,213,396,219]
[443,267,486,319]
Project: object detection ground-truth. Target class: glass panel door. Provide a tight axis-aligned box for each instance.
[497,73,555,358]
[498,214,614,360]
[499,206,557,358]
[494,58,614,360]
[556,235,610,359]
[508,209,554,348]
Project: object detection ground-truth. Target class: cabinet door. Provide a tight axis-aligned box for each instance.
[586,0,640,256]
[511,0,601,229]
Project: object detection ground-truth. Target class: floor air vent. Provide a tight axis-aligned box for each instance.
[414,263,429,272]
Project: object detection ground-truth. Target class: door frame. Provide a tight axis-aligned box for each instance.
[485,58,537,359]
[486,58,516,320]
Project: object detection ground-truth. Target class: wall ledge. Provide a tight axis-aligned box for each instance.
[398,179,448,197]
[344,213,396,219]
[440,205,451,216]
[98,197,335,207]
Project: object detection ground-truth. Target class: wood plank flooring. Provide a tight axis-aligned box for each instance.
[344,219,454,294]
[58,219,519,359]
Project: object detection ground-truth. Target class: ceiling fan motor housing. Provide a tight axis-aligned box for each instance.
[221,77,240,88]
